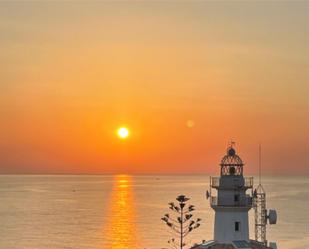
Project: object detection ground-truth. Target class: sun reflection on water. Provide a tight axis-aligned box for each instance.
[103,175,139,249]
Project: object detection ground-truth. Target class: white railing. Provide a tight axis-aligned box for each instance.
[210,195,253,207]
[244,177,254,188]
[210,176,253,189]
[210,196,218,206]
[210,177,220,188]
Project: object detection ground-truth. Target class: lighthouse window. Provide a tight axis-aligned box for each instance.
[229,166,236,175]
[235,222,240,232]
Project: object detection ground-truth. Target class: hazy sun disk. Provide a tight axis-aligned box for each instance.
[117,127,130,139]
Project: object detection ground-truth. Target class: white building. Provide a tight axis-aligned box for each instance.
[193,145,277,249]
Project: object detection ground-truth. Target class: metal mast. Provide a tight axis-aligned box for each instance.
[254,144,267,246]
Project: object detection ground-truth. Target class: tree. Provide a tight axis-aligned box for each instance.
[161,195,201,249]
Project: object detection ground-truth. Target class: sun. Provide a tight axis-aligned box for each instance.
[117,127,130,139]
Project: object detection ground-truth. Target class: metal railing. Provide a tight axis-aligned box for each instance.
[210,177,220,188]
[210,195,253,207]
[210,176,253,189]
[210,196,218,206]
[244,177,254,188]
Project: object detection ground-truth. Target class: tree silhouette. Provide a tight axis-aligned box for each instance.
[161,195,201,249]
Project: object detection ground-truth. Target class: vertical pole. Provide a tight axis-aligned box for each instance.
[180,205,183,249]
[259,144,261,185]
[209,176,212,196]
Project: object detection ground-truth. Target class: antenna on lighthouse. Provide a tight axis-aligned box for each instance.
[254,144,278,248]
[254,144,267,246]
[259,144,261,185]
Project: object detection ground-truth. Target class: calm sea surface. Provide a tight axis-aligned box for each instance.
[0,175,308,249]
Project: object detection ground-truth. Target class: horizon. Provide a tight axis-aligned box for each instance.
[1,172,308,177]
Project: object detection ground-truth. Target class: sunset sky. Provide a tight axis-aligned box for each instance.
[1,2,308,174]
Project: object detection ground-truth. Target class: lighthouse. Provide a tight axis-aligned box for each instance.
[193,144,277,249]
[210,145,253,243]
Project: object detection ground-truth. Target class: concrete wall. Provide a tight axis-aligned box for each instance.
[214,209,249,243]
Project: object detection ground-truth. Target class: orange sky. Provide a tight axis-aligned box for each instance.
[1,2,309,174]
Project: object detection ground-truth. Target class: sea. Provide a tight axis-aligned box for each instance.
[0,175,308,249]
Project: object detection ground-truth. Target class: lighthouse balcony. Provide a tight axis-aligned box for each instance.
[210,176,253,190]
[210,195,253,208]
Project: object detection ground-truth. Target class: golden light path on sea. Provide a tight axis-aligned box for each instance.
[102,175,139,249]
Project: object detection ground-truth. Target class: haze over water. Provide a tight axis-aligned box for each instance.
[0,175,308,249]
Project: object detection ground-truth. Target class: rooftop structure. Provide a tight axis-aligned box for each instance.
[192,240,271,249]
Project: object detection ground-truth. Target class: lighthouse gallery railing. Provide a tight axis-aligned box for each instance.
[210,195,253,207]
[210,177,253,189]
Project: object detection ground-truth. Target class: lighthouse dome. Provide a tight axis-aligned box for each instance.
[221,148,243,167]
[220,146,244,176]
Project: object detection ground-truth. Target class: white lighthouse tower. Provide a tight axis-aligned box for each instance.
[193,144,277,249]
[210,145,253,244]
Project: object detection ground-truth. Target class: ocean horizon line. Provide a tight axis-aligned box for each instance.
[1,172,308,177]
